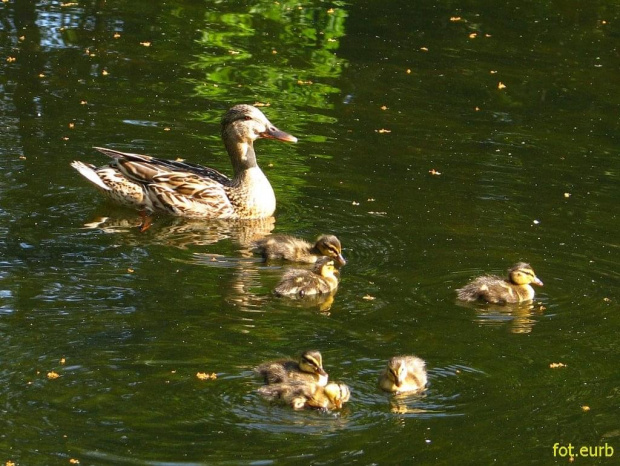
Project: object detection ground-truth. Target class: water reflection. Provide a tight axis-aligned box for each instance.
[189,3,350,215]
[274,290,338,313]
[78,213,276,248]
[457,300,547,334]
[192,3,347,110]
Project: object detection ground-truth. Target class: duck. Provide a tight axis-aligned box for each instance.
[255,350,329,386]
[253,234,346,266]
[274,257,339,297]
[456,262,543,304]
[70,104,297,219]
[258,381,351,410]
[378,355,428,394]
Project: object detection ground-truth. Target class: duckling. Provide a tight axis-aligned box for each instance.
[253,234,346,266]
[456,262,543,304]
[379,355,428,394]
[255,350,328,386]
[258,381,351,410]
[274,257,339,297]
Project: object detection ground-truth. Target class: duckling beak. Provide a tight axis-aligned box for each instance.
[335,254,346,267]
[533,277,543,286]
[260,125,298,143]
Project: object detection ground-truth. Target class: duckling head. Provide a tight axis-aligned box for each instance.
[313,257,338,280]
[299,350,328,385]
[508,263,543,287]
[222,104,297,144]
[323,383,351,409]
[386,357,408,388]
[315,235,346,266]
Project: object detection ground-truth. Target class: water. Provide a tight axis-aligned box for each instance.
[1,0,618,464]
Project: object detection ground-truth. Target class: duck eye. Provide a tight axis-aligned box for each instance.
[243,115,252,121]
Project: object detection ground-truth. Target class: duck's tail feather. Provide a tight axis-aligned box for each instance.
[71,161,110,191]
[93,146,144,160]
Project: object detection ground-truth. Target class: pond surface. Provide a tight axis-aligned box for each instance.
[1,0,619,464]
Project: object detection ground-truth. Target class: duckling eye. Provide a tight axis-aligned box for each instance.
[303,356,319,369]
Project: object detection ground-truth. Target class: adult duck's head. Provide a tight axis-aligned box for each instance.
[221,104,297,145]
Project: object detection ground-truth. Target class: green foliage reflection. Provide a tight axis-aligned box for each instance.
[189,2,349,214]
[192,2,347,112]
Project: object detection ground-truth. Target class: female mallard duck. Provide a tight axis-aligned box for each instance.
[456,262,543,304]
[274,257,339,297]
[379,355,428,394]
[255,350,329,386]
[70,104,297,219]
[258,381,351,410]
[253,234,346,266]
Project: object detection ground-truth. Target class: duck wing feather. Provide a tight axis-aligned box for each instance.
[94,147,231,184]
[94,147,237,218]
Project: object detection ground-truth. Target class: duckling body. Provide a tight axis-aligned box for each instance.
[379,355,427,394]
[71,105,297,219]
[274,257,339,297]
[255,350,328,387]
[253,234,346,266]
[258,381,350,410]
[456,262,543,304]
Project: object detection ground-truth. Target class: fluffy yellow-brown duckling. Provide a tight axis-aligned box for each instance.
[456,262,543,304]
[253,234,346,266]
[258,381,351,410]
[378,355,428,394]
[274,257,339,297]
[255,350,329,387]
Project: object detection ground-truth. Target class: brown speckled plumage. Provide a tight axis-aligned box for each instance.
[255,350,328,386]
[253,234,346,265]
[71,104,296,219]
[378,355,427,394]
[456,262,543,304]
[258,381,350,410]
[274,257,339,297]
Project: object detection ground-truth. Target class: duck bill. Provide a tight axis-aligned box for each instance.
[335,254,347,267]
[317,371,329,386]
[260,125,297,143]
[533,277,543,286]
